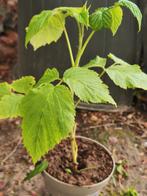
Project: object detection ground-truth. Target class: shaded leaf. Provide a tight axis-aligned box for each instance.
[118,0,142,31]
[36,68,59,87]
[0,94,24,119]
[63,67,116,105]
[21,84,75,163]
[90,7,112,31]
[0,82,11,98]
[24,160,48,181]
[25,10,65,50]
[90,5,123,35]
[84,56,107,69]
[107,53,147,89]
[12,76,35,94]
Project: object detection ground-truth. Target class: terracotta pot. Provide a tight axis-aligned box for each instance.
[43,136,115,196]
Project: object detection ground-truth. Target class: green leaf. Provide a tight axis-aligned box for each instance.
[109,5,123,35]
[0,82,11,98]
[90,8,112,31]
[84,56,107,69]
[11,76,35,94]
[0,94,24,119]
[63,67,116,105]
[122,187,138,196]
[118,0,142,31]
[24,160,48,181]
[108,53,130,66]
[89,5,123,35]
[21,84,75,163]
[25,10,65,50]
[59,4,89,26]
[107,53,147,90]
[36,68,59,87]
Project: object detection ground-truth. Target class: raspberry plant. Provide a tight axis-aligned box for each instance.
[0,0,146,169]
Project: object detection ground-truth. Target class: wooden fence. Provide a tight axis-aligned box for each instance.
[16,0,145,109]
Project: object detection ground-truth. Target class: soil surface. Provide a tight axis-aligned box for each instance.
[0,108,147,196]
[46,137,113,186]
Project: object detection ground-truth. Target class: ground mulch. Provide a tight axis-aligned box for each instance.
[0,108,147,195]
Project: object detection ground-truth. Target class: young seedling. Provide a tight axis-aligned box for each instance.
[0,0,145,180]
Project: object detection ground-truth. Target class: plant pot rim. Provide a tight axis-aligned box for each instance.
[43,135,115,188]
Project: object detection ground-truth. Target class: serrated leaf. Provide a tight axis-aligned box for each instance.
[24,160,48,181]
[0,94,24,119]
[36,68,59,87]
[118,0,142,31]
[109,5,123,35]
[21,84,75,163]
[0,82,11,98]
[90,5,123,35]
[63,67,116,105]
[106,54,147,89]
[25,10,65,50]
[11,76,36,94]
[90,8,112,31]
[84,56,107,69]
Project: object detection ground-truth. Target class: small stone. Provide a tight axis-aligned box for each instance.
[109,136,118,145]
[143,141,147,148]
[29,165,35,170]
[90,115,98,122]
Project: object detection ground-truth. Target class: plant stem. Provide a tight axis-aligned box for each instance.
[64,28,95,168]
[64,28,75,67]
[56,79,63,86]
[78,166,98,173]
[75,99,81,108]
[76,23,84,60]
[71,123,78,168]
[75,31,95,67]
[99,69,106,78]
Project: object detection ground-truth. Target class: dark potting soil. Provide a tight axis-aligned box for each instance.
[46,137,113,186]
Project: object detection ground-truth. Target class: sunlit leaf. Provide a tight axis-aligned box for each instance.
[84,56,107,69]
[25,10,65,50]
[12,76,35,94]
[36,68,59,87]
[109,5,123,35]
[107,53,147,89]
[59,4,89,26]
[0,82,11,98]
[0,94,24,119]
[63,67,116,105]
[21,84,75,163]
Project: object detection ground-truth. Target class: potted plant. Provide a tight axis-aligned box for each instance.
[0,0,146,195]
